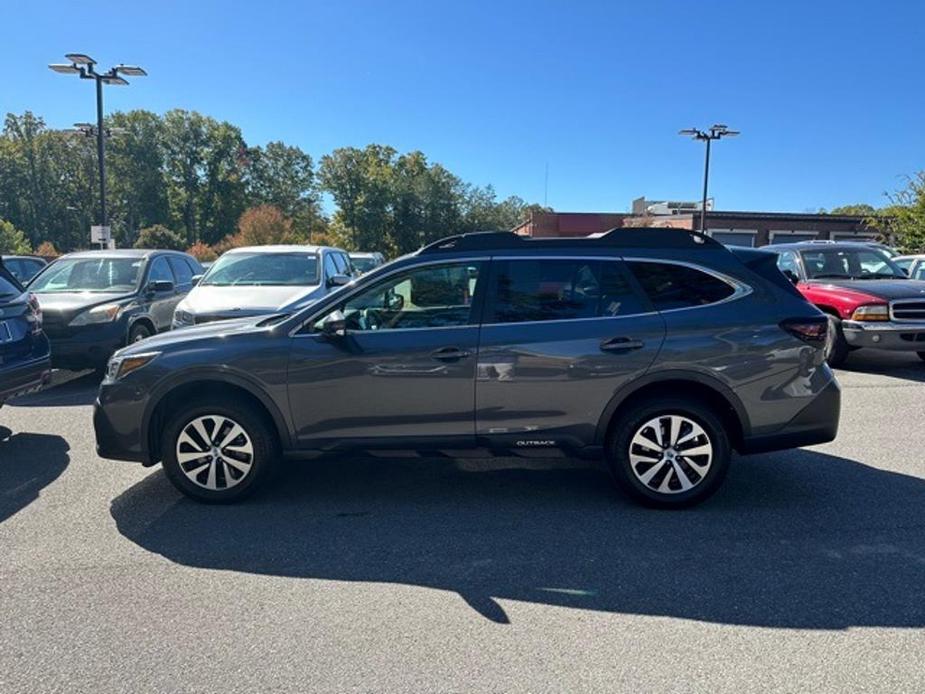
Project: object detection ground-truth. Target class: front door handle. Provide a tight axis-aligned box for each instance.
[431,346,472,362]
[600,337,645,353]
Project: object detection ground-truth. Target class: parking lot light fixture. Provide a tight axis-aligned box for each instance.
[48,54,146,236]
[679,124,740,233]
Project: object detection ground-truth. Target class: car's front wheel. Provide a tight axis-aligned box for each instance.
[824,315,850,367]
[607,397,731,508]
[161,398,278,502]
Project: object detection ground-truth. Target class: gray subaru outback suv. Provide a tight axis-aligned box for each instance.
[94,229,840,507]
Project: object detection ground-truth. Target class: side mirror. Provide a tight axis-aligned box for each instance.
[191,274,204,286]
[782,269,800,285]
[320,309,347,338]
[148,280,175,294]
[328,273,351,287]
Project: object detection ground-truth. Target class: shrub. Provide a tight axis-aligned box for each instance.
[134,224,185,250]
[0,219,32,255]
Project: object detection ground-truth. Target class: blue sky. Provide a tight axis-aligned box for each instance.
[3,0,924,214]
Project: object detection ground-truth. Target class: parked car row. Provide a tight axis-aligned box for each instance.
[10,243,386,373]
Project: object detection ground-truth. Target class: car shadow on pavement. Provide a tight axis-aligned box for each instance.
[11,370,100,408]
[837,350,925,382]
[111,449,925,629]
[0,427,70,523]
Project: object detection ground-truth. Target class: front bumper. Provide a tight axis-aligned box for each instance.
[94,380,148,463]
[46,320,125,369]
[0,354,52,403]
[740,377,841,454]
[841,320,925,351]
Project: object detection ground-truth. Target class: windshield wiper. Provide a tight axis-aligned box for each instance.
[858,273,904,279]
[811,273,852,279]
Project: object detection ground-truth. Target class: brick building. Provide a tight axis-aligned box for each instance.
[512,206,879,247]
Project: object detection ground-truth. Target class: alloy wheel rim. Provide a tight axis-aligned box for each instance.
[175,415,254,490]
[628,414,713,494]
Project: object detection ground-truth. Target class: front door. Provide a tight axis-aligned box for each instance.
[287,260,487,448]
[475,257,665,450]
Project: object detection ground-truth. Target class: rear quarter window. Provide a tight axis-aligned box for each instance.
[628,261,736,310]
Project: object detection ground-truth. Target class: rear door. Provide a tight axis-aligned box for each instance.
[475,256,665,450]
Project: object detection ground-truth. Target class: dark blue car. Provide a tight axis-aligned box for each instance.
[0,259,51,409]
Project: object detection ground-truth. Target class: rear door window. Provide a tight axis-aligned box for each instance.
[487,259,647,323]
[168,256,195,286]
[627,261,736,310]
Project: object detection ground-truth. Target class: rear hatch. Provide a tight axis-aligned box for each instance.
[0,265,38,365]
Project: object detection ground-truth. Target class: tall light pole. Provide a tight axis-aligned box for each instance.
[679,124,739,234]
[49,54,146,246]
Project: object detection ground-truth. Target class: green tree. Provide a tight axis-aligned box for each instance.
[247,141,320,230]
[0,219,32,254]
[134,224,185,250]
[880,173,925,252]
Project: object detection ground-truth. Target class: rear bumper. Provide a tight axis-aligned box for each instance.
[841,320,925,351]
[739,377,841,454]
[0,354,52,403]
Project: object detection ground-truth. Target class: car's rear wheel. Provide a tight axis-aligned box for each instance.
[607,397,731,508]
[824,315,850,367]
[161,399,278,503]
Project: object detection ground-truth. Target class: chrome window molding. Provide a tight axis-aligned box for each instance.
[621,256,753,313]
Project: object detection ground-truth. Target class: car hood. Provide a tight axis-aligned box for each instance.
[805,279,925,301]
[178,285,323,315]
[119,315,271,355]
[31,291,134,324]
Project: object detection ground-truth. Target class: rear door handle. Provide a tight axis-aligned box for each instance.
[431,347,472,361]
[600,337,645,353]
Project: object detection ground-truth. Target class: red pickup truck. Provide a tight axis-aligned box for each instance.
[770,242,925,366]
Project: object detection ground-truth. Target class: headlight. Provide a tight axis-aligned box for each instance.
[105,352,160,382]
[174,310,194,325]
[851,304,890,322]
[69,302,123,326]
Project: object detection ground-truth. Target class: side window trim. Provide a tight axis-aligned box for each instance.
[622,257,753,313]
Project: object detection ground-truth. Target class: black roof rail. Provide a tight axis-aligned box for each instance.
[418,227,724,254]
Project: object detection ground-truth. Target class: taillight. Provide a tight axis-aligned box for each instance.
[781,317,828,347]
[851,304,890,322]
[26,293,43,335]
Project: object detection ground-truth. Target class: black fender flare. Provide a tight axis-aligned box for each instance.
[141,366,293,460]
[594,369,752,446]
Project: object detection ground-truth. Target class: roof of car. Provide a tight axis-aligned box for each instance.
[417,228,725,254]
[1,254,46,261]
[895,254,925,260]
[223,245,335,254]
[349,251,382,257]
[768,241,891,252]
[59,248,186,260]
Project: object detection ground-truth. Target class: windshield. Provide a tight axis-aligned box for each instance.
[201,252,320,287]
[799,248,906,280]
[350,256,379,273]
[29,257,143,293]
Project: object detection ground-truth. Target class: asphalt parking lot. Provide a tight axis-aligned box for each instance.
[1,352,925,694]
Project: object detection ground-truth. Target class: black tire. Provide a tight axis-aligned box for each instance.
[128,322,153,344]
[160,397,279,503]
[824,315,850,368]
[606,397,731,509]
